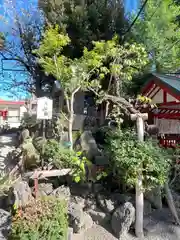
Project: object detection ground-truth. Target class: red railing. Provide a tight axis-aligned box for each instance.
[159,135,180,148]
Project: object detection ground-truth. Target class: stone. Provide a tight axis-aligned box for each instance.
[111,193,133,206]
[171,190,180,209]
[70,183,91,198]
[21,137,40,170]
[84,196,97,211]
[71,196,85,209]
[51,185,71,201]
[111,202,135,239]
[68,203,84,233]
[144,200,152,216]
[97,194,115,213]
[32,136,47,153]
[80,131,100,160]
[13,181,33,208]
[20,129,30,143]
[83,212,93,230]
[93,183,104,193]
[87,208,110,224]
[68,203,93,233]
[32,183,53,197]
[0,209,11,239]
[145,186,162,209]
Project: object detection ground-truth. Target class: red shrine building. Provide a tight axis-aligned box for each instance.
[141,73,180,147]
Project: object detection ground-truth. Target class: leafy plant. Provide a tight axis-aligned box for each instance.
[10,197,68,240]
[105,128,170,191]
[43,139,92,182]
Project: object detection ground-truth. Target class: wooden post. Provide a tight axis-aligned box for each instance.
[41,119,46,169]
[131,113,148,239]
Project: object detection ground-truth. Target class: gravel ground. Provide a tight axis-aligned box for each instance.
[73,208,180,240]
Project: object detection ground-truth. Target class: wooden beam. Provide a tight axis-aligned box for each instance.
[24,169,72,179]
[163,91,167,103]
[130,113,148,121]
[146,84,157,98]
[153,113,180,119]
[150,87,161,100]
[158,101,180,107]
[141,80,154,95]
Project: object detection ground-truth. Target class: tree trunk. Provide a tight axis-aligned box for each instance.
[135,117,144,238]
[135,175,144,238]
[68,94,75,150]
[68,117,73,150]
[164,182,180,225]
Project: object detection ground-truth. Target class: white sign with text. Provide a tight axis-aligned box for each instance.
[37,97,53,120]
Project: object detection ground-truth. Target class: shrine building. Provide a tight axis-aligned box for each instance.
[141,73,180,147]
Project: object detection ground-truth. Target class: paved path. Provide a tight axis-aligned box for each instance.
[0,133,16,176]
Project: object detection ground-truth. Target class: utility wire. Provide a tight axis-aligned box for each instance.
[123,0,149,36]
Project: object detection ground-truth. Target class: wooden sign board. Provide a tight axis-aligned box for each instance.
[37,97,53,120]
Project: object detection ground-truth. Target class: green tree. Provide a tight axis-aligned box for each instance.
[35,26,148,148]
[132,0,180,72]
[38,0,128,58]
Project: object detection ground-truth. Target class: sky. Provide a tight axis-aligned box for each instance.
[0,0,139,100]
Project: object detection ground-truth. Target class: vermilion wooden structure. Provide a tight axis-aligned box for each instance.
[0,110,8,120]
[141,73,180,148]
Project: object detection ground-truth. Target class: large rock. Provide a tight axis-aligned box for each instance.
[144,200,152,216]
[96,194,115,213]
[145,186,162,209]
[111,202,135,239]
[171,190,180,209]
[51,185,71,201]
[21,137,40,170]
[87,208,110,224]
[0,209,11,239]
[32,183,53,198]
[80,131,100,160]
[71,195,85,209]
[68,203,93,233]
[13,181,33,208]
[110,193,133,206]
[70,183,91,198]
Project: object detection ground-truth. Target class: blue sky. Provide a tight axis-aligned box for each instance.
[0,0,139,100]
[125,0,139,13]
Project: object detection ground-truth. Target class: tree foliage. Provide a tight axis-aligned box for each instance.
[106,128,171,190]
[39,0,128,58]
[132,0,180,72]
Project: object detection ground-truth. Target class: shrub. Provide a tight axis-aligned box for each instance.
[10,197,68,240]
[43,139,92,182]
[105,128,171,190]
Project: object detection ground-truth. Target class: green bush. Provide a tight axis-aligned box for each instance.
[43,139,92,182]
[105,128,171,190]
[10,197,68,240]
